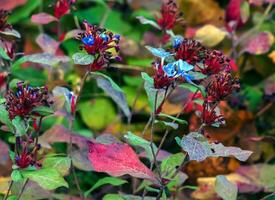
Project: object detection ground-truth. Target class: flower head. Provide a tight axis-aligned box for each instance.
[201,102,225,126]
[54,0,76,19]
[206,72,240,102]
[152,61,175,89]
[199,50,231,75]
[77,20,120,71]
[175,38,206,65]
[5,82,51,120]
[156,0,180,30]
[15,139,41,169]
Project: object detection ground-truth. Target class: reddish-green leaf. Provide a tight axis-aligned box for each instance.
[88,141,156,182]
[31,13,57,25]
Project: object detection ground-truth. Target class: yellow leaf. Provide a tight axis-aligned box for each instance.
[195,25,227,47]
[0,177,11,194]
[268,50,275,63]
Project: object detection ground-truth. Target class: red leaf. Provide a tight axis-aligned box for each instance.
[88,141,157,182]
[244,32,274,55]
[31,13,58,25]
[0,0,26,10]
[39,125,88,149]
[36,33,60,54]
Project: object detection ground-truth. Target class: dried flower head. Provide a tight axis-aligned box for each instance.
[199,50,231,75]
[77,20,121,71]
[175,38,206,65]
[206,72,240,102]
[5,82,51,120]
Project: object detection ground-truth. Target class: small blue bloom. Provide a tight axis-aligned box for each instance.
[163,63,177,77]
[82,35,95,46]
[181,72,194,83]
[100,33,109,42]
[172,36,183,48]
[162,59,194,79]
[176,60,194,73]
[114,34,120,40]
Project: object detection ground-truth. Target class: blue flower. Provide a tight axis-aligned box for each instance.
[163,63,178,77]
[172,36,183,48]
[82,35,95,46]
[163,59,194,80]
[100,33,109,42]
[114,34,120,40]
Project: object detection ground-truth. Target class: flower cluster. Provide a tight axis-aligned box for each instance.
[15,138,41,169]
[5,82,51,120]
[54,0,76,19]
[155,0,183,43]
[0,10,15,59]
[149,34,239,126]
[77,20,121,71]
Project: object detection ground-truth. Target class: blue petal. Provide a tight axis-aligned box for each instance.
[163,63,177,77]
[177,60,194,72]
[182,72,194,83]
[82,35,95,46]
[145,46,171,58]
[172,36,183,48]
[100,33,109,42]
[114,34,120,40]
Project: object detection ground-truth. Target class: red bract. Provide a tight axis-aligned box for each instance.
[199,50,231,75]
[153,61,174,89]
[77,20,120,71]
[15,139,41,169]
[201,102,224,126]
[54,0,75,19]
[206,72,240,102]
[156,0,179,30]
[175,38,206,65]
[0,72,7,88]
[5,82,51,120]
[87,141,157,182]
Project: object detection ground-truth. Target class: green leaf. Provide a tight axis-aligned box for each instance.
[240,1,250,23]
[91,72,131,119]
[7,196,18,200]
[21,168,68,190]
[136,16,160,30]
[32,106,54,116]
[79,99,116,130]
[0,29,21,39]
[42,156,71,176]
[72,52,94,65]
[155,120,179,130]
[11,170,23,182]
[12,116,26,136]
[179,83,206,97]
[141,72,166,111]
[161,153,185,178]
[8,0,41,24]
[215,175,238,200]
[179,132,252,162]
[0,47,11,60]
[158,113,188,125]
[103,194,124,200]
[85,177,127,197]
[124,132,157,161]
[188,71,207,80]
[0,104,13,131]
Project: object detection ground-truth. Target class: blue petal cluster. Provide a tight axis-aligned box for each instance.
[82,35,95,46]
[172,36,183,48]
[163,59,194,82]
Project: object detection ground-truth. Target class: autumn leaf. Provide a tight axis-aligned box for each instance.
[194,25,227,47]
[87,141,157,182]
[243,32,274,55]
[31,13,58,25]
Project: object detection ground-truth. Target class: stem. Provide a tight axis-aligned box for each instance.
[18,179,29,200]
[67,71,90,200]
[3,180,13,200]
[255,102,273,118]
